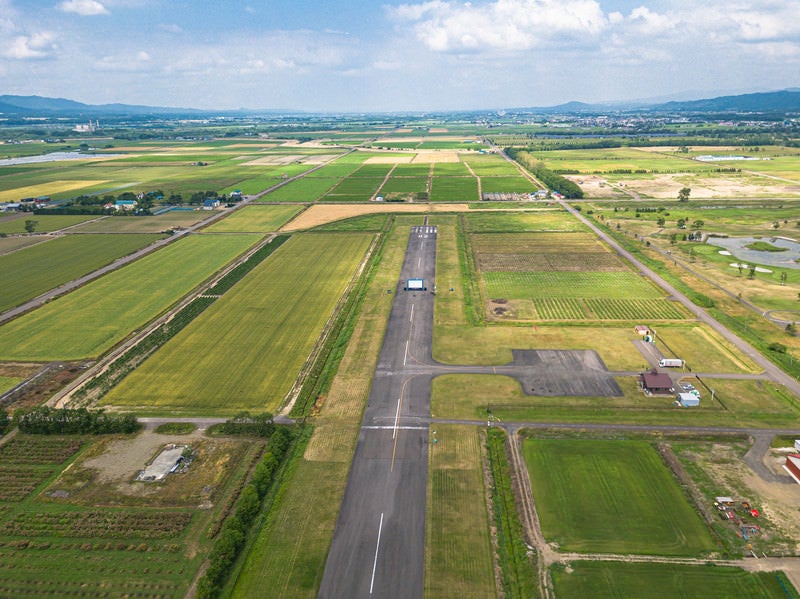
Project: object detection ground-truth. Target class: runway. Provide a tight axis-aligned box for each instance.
[319,224,437,598]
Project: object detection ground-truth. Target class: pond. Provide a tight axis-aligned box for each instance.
[706,236,800,270]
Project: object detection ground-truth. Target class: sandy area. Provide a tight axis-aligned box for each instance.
[412,151,460,163]
[281,203,470,231]
[428,128,449,133]
[364,155,414,164]
[300,154,343,164]
[573,172,799,199]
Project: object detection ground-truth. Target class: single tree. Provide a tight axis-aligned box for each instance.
[677,187,691,202]
[24,219,38,233]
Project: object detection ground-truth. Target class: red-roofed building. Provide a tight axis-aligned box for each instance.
[641,372,673,395]
[784,454,800,484]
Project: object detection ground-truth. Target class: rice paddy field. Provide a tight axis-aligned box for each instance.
[0,233,164,311]
[0,233,260,361]
[203,204,304,232]
[523,439,716,555]
[100,232,372,414]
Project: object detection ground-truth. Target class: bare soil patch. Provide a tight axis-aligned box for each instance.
[363,155,414,164]
[45,430,252,507]
[412,151,459,163]
[281,203,470,231]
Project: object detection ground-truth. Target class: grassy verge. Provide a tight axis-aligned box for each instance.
[551,561,798,598]
[486,428,538,598]
[424,425,496,598]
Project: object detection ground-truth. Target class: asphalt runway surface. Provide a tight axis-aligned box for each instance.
[319,224,437,599]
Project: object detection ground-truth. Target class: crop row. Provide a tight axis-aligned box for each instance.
[2,510,192,539]
[0,436,85,465]
[0,580,180,599]
[531,298,586,320]
[585,298,686,320]
[0,467,54,502]
[530,298,686,321]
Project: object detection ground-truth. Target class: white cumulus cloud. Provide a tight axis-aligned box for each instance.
[58,0,109,16]
[4,32,57,59]
[390,0,608,52]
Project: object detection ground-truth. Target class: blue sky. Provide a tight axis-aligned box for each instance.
[1,0,799,112]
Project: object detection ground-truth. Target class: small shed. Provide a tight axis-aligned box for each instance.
[715,496,735,505]
[634,325,650,336]
[115,199,137,211]
[678,392,699,407]
[794,440,800,452]
[641,372,673,395]
[784,454,800,484]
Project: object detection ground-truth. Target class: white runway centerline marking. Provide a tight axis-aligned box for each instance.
[370,512,384,595]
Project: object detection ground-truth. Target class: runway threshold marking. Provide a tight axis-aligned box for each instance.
[370,512,384,595]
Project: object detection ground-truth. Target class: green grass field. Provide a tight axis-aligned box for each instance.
[479,176,537,193]
[259,177,339,202]
[0,233,163,312]
[101,232,372,414]
[524,439,716,555]
[429,177,479,202]
[484,271,663,299]
[465,211,588,232]
[551,561,796,599]
[425,425,496,598]
[203,205,304,232]
[0,233,260,361]
[322,176,384,201]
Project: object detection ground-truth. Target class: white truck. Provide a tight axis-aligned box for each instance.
[659,358,684,368]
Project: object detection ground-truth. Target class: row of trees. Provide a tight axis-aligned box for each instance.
[197,426,296,598]
[505,148,584,198]
[216,411,275,437]
[14,406,140,434]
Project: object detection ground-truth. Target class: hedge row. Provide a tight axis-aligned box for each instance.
[196,426,295,599]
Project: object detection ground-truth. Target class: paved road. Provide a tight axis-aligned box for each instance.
[319,224,438,598]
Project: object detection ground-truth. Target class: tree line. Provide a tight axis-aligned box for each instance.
[14,406,140,434]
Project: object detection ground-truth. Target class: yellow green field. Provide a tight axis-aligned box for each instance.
[101,232,373,413]
[0,234,260,361]
[0,180,108,202]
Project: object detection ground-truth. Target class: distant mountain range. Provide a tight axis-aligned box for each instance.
[0,95,202,117]
[2,89,800,117]
[520,90,800,115]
